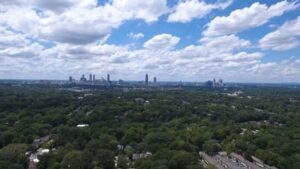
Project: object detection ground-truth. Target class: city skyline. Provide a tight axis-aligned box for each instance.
[0,0,300,83]
[69,73,162,83]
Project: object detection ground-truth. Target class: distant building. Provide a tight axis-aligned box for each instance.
[153,77,157,83]
[80,74,87,82]
[69,76,73,82]
[107,74,110,83]
[145,74,148,85]
[205,80,213,87]
[89,73,92,81]
[211,78,224,88]
[93,74,95,81]
[213,78,216,87]
[219,79,223,87]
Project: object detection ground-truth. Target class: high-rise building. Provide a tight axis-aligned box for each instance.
[80,74,87,82]
[145,74,149,85]
[69,76,73,82]
[219,79,223,87]
[211,78,224,88]
[107,74,110,83]
[153,77,157,83]
[89,74,92,81]
[93,74,95,82]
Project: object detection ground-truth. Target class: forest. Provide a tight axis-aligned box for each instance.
[0,85,300,169]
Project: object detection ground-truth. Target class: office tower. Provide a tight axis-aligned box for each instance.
[93,74,95,82]
[145,74,149,85]
[107,74,110,83]
[69,76,73,82]
[153,77,157,83]
[89,73,92,81]
[213,78,216,87]
[219,79,223,87]
[80,74,86,82]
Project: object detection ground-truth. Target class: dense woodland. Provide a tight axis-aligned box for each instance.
[0,85,300,169]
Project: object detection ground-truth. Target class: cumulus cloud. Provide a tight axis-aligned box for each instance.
[0,0,169,45]
[0,43,44,58]
[204,1,299,36]
[199,34,251,53]
[112,0,169,23]
[0,31,299,82]
[143,34,180,50]
[223,52,264,61]
[0,27,30,49]
[38,9,113,44]
[0,7,41,35]
[168,0,233,23]
[128,33,145,40]
[0,26,44,58]
[31,0,78,13]
[259,16,300,51]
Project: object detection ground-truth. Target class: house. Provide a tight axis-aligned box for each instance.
[33,135,50,147]
[37,148,50,156]
[117,144,124,150]
[132,152,152,161]
[140,152,152,158]
[76,124,89,128]
[132,153,140,161]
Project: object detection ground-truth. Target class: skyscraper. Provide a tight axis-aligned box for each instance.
[89,73,92,81]
[213,78,216,87]
[145,74,149,85]
[153,77,157,83]
[219,79,223,87]
[69,76,73,82]
[93,74,95,82]
[107,74,110,83]
[80,74,87,82]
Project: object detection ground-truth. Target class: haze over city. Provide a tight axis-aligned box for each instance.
[0,0,300,83]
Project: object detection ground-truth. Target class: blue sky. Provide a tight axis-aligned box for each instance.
[0,0,300,82]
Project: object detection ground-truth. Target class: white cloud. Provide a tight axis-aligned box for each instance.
[0,27,30,49]
[0,0,169,45]
[38,8,113,44]
[224,52,264,61]
[0,43,44,58]
[31,0,79,13]
[143,34,180,50]
[199,34,251,53]
[204,1,299,36]
[51,43,129,60]
[168,0,233,23]
[0,7,41,35]
[1,31,299,82]
[259,16,300,51]
[0,26,44,58]
[112,0,169,23]
[128,33,145,40]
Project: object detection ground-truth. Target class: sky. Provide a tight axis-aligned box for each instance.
[0,0,300,83]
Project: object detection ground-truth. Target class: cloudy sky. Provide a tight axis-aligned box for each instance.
[0,0,300,82]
